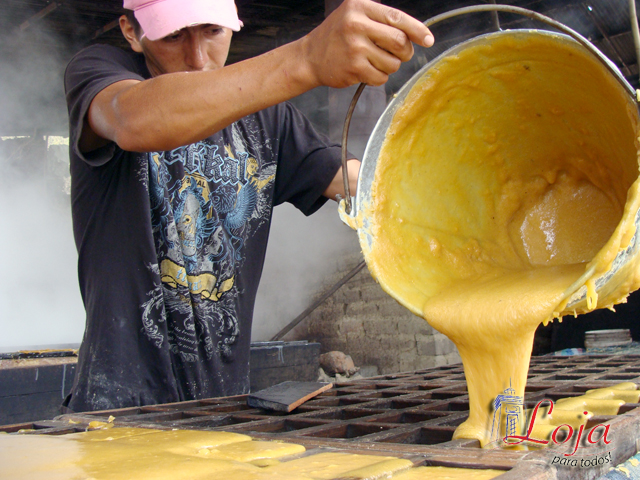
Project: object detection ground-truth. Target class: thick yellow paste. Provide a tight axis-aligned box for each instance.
[262,451,413,479]
[523,382,637,441]
[366,31,640,445]
[390,466,504,480]
[2,382,636,480]
[0,428,305,480]
[0,427,495,479]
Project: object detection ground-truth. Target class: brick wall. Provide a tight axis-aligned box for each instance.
[284,254,461,374]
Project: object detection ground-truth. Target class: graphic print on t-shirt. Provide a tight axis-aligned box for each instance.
[141,138,275,362]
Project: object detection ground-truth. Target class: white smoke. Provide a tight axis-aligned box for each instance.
[252,201,360,341]
[0,28,85,352]
[0,136,86,352]
[251,85,386,341]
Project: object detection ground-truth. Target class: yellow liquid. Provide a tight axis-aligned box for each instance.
[366,31,640,445]
[2,383,637,478]
[261,451,413,479]
[0,427,486,479]
[0,428,306,480]
[522,382,636,441]
[390,466,504,480]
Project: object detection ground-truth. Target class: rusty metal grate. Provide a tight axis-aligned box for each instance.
[4,354,640,479]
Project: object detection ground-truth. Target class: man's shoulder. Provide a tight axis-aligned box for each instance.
[69,44,128,63]
[66,43,147,78]
[80,43,126,55]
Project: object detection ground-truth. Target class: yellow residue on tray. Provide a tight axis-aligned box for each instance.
[0,428,302,480]
[553,383,637,417]
[87,415,116,431]
[583,382,640,403]
[0,426,509,479]
[1,383,636,480]
[261,451,413,479]
[390,466,504,480]
[201,439,305,462]
[519,382,637,442]
[366,30,640,446]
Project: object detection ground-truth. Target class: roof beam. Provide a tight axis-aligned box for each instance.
[583,3,632,77]
[93,19,120,40]
[19,1,61,32]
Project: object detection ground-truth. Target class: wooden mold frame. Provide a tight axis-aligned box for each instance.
[4,354,640,480]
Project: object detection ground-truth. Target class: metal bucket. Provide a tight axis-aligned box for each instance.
[338,6,640,319]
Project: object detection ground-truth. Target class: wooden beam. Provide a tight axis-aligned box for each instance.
[584,3,633,77]
[92,19,120,40]
[19,2,61,32]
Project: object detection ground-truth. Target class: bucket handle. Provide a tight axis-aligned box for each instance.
[340,4,638,215]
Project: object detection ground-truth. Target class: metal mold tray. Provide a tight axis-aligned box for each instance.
[5,354,640,479]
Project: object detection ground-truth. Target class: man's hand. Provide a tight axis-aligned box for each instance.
[301,0,434,89]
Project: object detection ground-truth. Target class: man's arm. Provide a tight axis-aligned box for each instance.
[323,159,361,200]
[81,0,433,154]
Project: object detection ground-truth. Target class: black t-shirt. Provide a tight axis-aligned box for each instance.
[64,44,342,411]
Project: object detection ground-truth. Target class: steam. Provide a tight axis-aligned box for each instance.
[251,85,385,341]
[0,27,86,352]
[0,139,86,352]
[252,202,360,341]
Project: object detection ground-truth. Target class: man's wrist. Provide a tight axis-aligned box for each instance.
[288,36,323,91]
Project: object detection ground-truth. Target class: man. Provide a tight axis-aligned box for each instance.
[63,0,433,412]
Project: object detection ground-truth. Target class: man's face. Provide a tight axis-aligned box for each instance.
[122,17,233,76]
